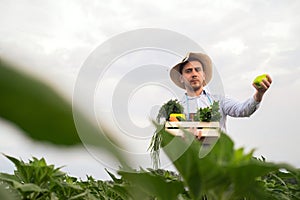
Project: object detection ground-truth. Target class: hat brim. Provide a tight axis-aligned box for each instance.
[170,52,213,89]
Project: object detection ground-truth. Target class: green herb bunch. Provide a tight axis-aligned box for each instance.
[156,99,184,123]
[193,101,221,122]
[149,99,184,169]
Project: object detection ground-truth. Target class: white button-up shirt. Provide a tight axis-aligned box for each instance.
[180,90,260,132]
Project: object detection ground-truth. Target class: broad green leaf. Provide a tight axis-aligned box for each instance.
[226,162,278,199]
[2,155,23,170]
[0,58,127,164]
[118,169,185,200]
[68,191,89,200]
[106,169,123,184]
[160,129,285,199]
[0,184,16,200]
[161,129,211,199]
[14,183,47,193]
[0,59,106,146]
[0,172,19,183]
[110,184,132,200]
[0,59,80,145]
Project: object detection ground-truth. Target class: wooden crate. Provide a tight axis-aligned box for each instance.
[165,121,220,138]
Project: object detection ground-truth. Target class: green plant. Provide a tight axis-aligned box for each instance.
[156,99,184,123]
[116,168,185,200]
[0,59,80,145]
[256,158,300,199]
[1,57,300,199]
[0,155,77,199]
[0,58,127,164]
[159,127,300,199]
[193,101,221,122]
[1,134,300,200]
[149,100,222,170]
[149,99,184,169]
[0,155,126,200]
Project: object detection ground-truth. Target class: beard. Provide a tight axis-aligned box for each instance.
[191,84,202,91]
[185,80,202,92]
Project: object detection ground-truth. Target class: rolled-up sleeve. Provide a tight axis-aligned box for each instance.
[221,96,260,117]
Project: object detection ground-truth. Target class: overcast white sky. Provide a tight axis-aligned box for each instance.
[0,0,300,180]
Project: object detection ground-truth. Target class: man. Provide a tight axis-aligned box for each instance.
[170,52,272,134]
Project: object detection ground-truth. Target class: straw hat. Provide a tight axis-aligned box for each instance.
[170,52,213,89]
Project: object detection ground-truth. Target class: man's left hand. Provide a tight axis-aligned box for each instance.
[253,74,272,102]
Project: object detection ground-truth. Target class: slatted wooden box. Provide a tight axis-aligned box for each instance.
[165,121,220,139]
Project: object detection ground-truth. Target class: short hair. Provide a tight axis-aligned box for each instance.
[179,58,204,74]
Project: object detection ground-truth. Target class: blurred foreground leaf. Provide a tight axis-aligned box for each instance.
[0,59,80,145]
[160,128,299,199]
[0,58,126,164]
[118,169,185,200]
[0,184,16,200]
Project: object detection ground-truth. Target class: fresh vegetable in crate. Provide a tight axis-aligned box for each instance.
[193,101,221,122]
[156,99,184,123]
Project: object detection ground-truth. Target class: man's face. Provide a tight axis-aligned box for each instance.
[180,60,206,91]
